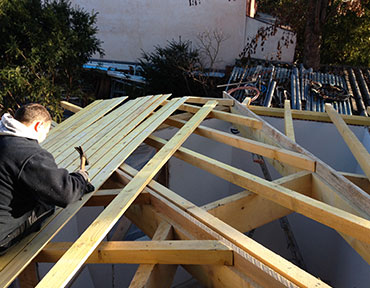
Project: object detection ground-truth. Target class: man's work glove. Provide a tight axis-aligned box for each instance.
[77,169,95,193]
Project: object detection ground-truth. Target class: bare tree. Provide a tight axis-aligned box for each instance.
[196,29,230,70]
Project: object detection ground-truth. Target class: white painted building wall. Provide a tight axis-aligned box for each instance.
[70,0,296,68]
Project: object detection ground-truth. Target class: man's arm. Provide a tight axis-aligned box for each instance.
[19,150,92,208]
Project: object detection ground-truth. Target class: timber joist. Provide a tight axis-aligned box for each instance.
[1,94,370,288]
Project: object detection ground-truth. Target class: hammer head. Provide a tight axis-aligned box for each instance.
[74,146,89,166]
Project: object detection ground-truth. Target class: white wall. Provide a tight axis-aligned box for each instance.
[71,0,246,69]
[70,0,295,69]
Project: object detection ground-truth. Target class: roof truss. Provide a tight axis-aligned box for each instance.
[0,93,369,287]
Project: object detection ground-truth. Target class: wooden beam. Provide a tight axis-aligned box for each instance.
[129,222,177,288]
[124,204,262,288]
[247,104,370,126]
[284,100,295,142]
[84,189,150,207]
[110,217,132,241]
[36,241,232,265]
[326,103,370,182]
[162,100,262,129]
[119,164,328,288]
[164,117,315,172]
[18,261,39,288]
[60,101,83,113]
[145,135,370,244]
[203,171,312,233]
[185,96,234,107]
[340,172,370,195]
[117,169,276,288]
[36,100,217,288]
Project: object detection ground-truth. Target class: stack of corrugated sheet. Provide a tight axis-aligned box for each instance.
[226,64,370,116]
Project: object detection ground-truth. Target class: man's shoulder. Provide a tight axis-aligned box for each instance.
[0,135,44,159]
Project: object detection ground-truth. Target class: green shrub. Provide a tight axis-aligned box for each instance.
[139,40,211,98]
[0,0,103,121]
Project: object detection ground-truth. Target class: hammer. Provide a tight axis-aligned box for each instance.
[74,146,89,170]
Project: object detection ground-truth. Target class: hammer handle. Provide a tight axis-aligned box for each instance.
[80,156,86,171]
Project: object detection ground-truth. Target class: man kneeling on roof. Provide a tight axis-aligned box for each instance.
[0,104,94,255]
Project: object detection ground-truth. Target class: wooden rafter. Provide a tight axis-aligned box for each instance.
[284,99,295,142]
[246,103,370,126]
[326,103,370,181]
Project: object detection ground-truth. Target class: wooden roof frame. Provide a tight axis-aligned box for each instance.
[0,93,369,287]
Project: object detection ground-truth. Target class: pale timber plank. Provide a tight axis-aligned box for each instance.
[164,117,315,172]
[60,95,169,171]
[284,100,295,142]
[145,135,370,244]
[162,100,262,129]
[129,222,176,288]
[45,99,102,141]
[36,101,217,288]
[53,97,148,163]
[43,98,114,148]
[340,172,370,195]
[18,260,39,288]
[185,96,234,107]
[247,105,370,126]
[125,201,283,288]
[36,240,233,265]
[119,164,324,288]
[203,171,312,233]
[55,96,156,167]
[45,96,127,153]
[326,103,370,182]
[84,189,150,207]
[60,101,83,113]
[86,97,186,185]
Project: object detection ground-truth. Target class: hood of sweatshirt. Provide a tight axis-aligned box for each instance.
[0,113,38,141]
